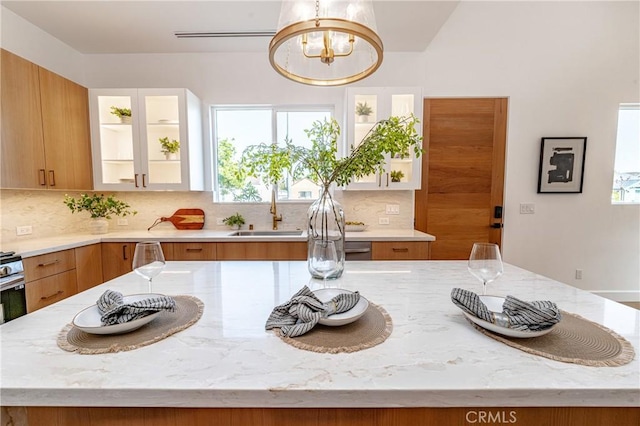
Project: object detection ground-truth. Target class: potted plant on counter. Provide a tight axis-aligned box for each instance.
[63,193,136,234]
[159,137,180,160]
[240,115,422,279]
[110,106,132,124]
[223,212,245,230]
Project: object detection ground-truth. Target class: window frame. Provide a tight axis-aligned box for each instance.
[211,104,335,204]
[611,103,640,205]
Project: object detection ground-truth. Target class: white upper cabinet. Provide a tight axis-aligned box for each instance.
[89,88,204,191]
[344,87,423,190]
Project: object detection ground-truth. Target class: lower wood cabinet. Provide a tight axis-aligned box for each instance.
[25,270,77,313]
[216,242,307,260]
[101,242,173,281]
[372,241,431,260]
[75,244,103,292]
[23,249,77,313]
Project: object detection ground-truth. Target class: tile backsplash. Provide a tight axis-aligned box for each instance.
[0,189,414,244]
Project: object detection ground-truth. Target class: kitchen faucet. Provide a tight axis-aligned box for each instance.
[270,186,282,230]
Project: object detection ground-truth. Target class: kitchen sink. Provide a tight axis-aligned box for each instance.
[230,230,304,237]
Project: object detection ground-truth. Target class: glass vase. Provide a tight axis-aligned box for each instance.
[307,186,345,279]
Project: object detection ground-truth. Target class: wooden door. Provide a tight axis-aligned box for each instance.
[415,98,507,260]
[39,67,93,189]
[0,49,46,188]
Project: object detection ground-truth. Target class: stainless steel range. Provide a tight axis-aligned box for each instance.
[0,251,27,323]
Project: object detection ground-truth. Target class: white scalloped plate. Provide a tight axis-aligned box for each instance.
[345,224,368,232]
[313,288,369,326]
[461,295,557,338]
[72,293,165,335]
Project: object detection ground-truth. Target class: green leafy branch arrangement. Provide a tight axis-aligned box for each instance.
[240,115,422,189]
[63,193,137,219]
[110,106,131,118]
[159,137,180,154]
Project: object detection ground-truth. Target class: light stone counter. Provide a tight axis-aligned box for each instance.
[1,261,638,409]
[3,229,435,258]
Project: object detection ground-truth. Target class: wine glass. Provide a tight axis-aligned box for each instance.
[468,243,503,296]
[310,240,338,286]
[132,242,166,293]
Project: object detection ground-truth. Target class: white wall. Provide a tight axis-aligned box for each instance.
[422,1,640,299]
[1,2,638,299]
[0,7,85,84]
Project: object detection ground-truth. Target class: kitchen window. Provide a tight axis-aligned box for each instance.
[211,105,333,202]
[611,103,640,204]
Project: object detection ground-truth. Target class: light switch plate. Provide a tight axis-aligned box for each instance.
[379,217,390,225]
[16,225,32,236]
[519,203,535,214]
[385,204,400,215]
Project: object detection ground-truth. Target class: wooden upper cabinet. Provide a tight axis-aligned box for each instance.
[39,67,93,189]
[0,49,92,190]
[0,49,46,188]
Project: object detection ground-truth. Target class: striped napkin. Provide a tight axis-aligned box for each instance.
[97,290,176,326]
[451,288,561,331]
[265,286,360,337]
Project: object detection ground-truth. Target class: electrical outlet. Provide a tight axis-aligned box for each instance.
[16,225,32,236]
[575,269,583,280]
[379,217,390,225]
[519,203,535,214]
[385,204,400,215]
[216,217,225,225]
[117,218,128,226]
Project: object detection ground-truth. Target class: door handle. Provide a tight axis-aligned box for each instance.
[48,170,55,186]
[142,174,147,187]
[38,169,46,186]
[134,174,139,188]
[490,223,503,229]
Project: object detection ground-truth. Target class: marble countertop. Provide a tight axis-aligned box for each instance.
[1,261,638,408]
[3,229,435,258]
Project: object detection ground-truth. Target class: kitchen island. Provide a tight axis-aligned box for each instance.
[1,261,638,426]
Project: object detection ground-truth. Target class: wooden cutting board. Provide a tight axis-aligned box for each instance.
[159,209,205,230]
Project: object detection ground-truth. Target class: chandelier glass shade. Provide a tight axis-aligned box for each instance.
[269,0,383,86]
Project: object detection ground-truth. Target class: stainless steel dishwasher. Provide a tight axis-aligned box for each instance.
[344,241,372,260]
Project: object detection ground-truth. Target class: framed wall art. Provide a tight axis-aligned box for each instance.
[537,137,587,193]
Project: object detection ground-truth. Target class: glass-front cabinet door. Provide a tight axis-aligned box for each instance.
[89,88,203,191]
[345,87,423,190]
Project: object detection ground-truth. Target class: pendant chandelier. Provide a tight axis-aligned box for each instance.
[269,0,383,86]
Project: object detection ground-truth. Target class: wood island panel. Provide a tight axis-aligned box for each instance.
[10,406,639,426]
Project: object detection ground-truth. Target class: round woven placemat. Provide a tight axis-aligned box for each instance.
[469,310,635,367]
[276,302,393,354]
[57,295,204,354]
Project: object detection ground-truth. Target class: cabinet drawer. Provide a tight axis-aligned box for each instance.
[26,269,77,313]
[372,241,431,260]
[23,249,76,282]
[171,243,216,260]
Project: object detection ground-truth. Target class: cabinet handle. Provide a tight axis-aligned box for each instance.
[38,259,60,267]
[392,247,409,253]
[378,174,382,187]
[142,174,147,187]
[122,245,129,260]
[186,248,203,252]
[38,169,46,186]
[48,170,55,186]
[41,290,63,301]
[386,173,389,187]
[134,174,139,188]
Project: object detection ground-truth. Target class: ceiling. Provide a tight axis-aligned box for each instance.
[2,1,459,54]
